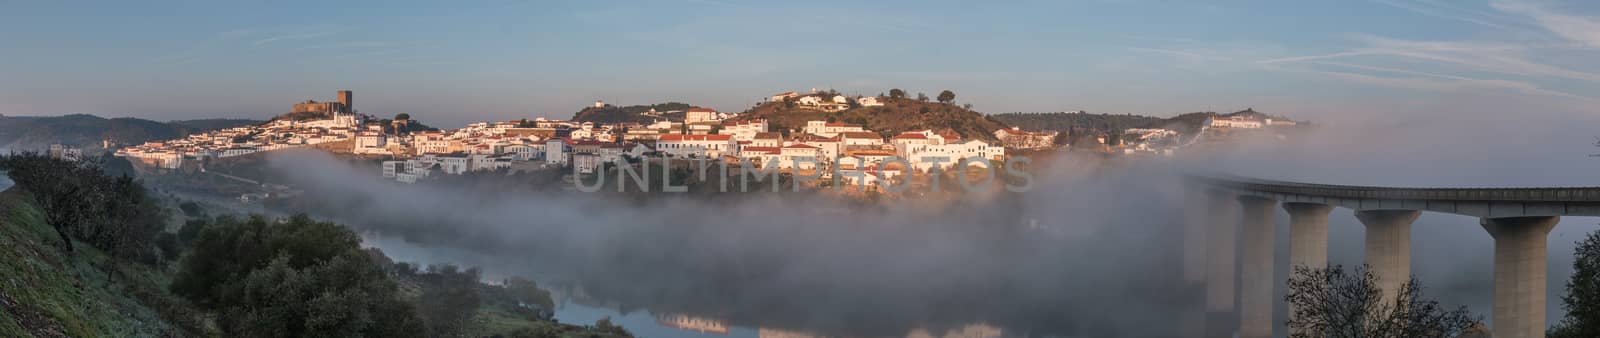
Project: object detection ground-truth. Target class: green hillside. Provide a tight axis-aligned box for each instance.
[733,95,1008,141]
[0,154,632,338]
[0,189,200,337]
[571,102,693,124]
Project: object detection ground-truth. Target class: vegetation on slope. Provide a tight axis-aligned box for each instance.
[991,108,1291,137]
[734,93,1008,141]
[0,154,632,338]
[0,114,258,151]
[0,188,202,337]
[571,102,694,124]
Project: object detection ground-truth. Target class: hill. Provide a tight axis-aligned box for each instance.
[0,154,633,338]
[733,96,1009,141]
[572,102,694,124]
[0,114,259,151]
[990,112,1167,135]
[166,118,261,134]
[0,188,204,337]
[991,108,1291,136]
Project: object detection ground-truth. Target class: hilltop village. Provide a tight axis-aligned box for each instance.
[113,89,1300,191]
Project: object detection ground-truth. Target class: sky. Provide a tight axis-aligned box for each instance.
[2,0,1599,127]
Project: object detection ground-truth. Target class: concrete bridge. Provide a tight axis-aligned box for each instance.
[1184,175,1600,338]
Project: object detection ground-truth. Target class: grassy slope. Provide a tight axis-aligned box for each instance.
[0,190,190,337]
[0,186,623,338]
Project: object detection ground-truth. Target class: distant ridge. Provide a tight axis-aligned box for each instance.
[0,114,260,151]
[990,108,1291,136]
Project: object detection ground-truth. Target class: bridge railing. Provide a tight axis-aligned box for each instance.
[1188,175,1600,202]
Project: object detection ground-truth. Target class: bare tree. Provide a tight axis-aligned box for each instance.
[1285,265,1483,338]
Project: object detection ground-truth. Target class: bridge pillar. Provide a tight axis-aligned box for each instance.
[1204,189,1239,338]
[1236,196,1277,338]
[1181,185,1209,337]
[1282,202,1332,335]
[1355,210,1420,303]
[1481,216,1559,338]
[1284,203,1333,270]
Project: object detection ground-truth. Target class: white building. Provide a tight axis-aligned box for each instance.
[857,96,885,107]
[770,91,799,102]
[717,119,769,142]
[901,140,1004,172]
[573,153,601,174]
[838,131,883,147]
[657,134,736,158]
[545,138,570,165]
[790,135,841,162]
[438,155,471,174]
[382,160,407,178]
[778,144,821,170]
[801,121,865,138]
[993,127,1059,149]
[1208,116,1263,129]
[354,132,389,154]
[504,143,544,161]
[685,107,718,123]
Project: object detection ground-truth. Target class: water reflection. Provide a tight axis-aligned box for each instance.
[656,313,731,335]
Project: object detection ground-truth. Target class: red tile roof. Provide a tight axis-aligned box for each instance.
[741,146,781,153]
[840,131,880,139]
[659,134,732,141]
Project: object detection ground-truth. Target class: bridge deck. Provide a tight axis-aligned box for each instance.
[1191,175,1600,217]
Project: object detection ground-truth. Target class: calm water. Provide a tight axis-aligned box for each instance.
[360,233,1014,338]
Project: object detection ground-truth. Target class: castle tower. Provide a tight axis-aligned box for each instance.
[337,90,353,114]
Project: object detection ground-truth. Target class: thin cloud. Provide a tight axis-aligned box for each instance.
[1126,47,1233,61]
[1370,0,1529,31]
[1492,0,1600,48]
[1260,34,1600,82]
[1272,61,1600,103]
[251,31,336,46]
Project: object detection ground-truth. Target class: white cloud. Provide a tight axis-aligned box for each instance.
[1491,0,1600,47]
[1371,0,1530,31]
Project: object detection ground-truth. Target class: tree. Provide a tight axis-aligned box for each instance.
[171,215,424,337]
[889,88,906,99]
[594,317,631,336]
[917,92,929,102]
[395,113,411,120]
[1285,265,1481,338]
[0,153,162,260]
[1551,229,1600,337]
[417,264,482,338]
[938,90,955,104]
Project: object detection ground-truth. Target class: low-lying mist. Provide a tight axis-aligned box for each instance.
[267,150,1195,337]
[262,107,1600,336]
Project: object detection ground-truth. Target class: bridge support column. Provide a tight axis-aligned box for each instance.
[1204,189,1239,338]
[1181,185,1209,337]
[1283,202,1332,335]
[1355,210,1420,303]
[1236,196,1277,338]
[1481,216,1559,338]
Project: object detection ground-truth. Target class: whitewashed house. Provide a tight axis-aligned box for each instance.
[657,134,736,158]
[545,138,570,165]
[802,121,865,138]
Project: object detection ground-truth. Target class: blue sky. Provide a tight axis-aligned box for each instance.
[2,0,1598,127]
